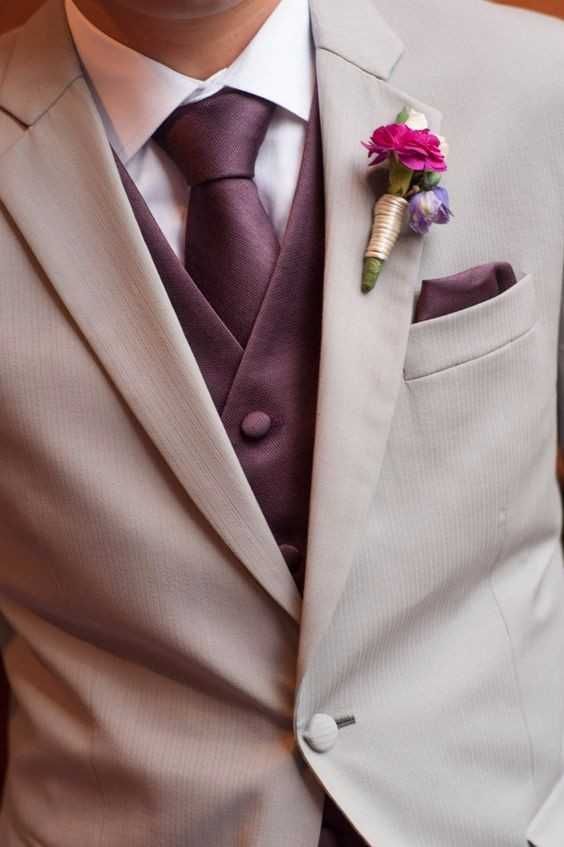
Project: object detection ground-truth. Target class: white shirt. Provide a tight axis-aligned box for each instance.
[65,0,315,257]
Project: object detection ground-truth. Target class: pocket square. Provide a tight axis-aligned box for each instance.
[414,261,518,323]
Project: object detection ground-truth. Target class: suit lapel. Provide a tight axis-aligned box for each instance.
[0,0,301,623]
[298,0,442,682]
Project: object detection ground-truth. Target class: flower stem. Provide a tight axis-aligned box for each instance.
[362,257,384,293]
[388,155,413,197]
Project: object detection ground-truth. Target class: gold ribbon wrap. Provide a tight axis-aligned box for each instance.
[362,194,409,293]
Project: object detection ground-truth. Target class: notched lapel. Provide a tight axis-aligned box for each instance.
[0,16,301,623]
[298,9,442,683]
[0,0,81,126]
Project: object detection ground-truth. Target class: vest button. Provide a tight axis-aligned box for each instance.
[240,411,272,440]
[280,544,302,574]
[303,713,338,753]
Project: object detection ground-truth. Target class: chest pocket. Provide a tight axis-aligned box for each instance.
[382,268,549,594]
[403,270,536,381]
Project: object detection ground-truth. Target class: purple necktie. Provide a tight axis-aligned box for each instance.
[154,88,279,348]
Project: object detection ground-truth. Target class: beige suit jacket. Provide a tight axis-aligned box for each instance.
[1,0,564,845]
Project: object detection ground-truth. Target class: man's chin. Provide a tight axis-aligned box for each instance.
[109,0,244,20]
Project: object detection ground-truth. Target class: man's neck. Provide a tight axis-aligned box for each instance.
[72,0,282,79]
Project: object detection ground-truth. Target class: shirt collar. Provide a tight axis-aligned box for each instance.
[65,0,315,165]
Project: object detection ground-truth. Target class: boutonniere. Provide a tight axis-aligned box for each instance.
[361,106,453,293]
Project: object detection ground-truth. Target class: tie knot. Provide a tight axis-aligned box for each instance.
[154,88,276,187]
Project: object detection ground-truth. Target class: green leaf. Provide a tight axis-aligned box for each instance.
[362,257,384,293]
[395,106,410,125]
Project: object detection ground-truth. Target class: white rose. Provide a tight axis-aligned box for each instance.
[437,135,449,161]
[404,108,428,130]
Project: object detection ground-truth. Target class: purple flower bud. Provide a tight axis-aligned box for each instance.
[408,186,453,235]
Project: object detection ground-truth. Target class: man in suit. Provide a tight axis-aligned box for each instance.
[1,0,564,844]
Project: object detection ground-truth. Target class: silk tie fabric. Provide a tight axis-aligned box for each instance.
[154,88,280,348]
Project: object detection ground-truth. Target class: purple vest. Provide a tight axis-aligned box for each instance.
[116,92,367,847]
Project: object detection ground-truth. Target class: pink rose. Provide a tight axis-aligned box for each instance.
[362,123,447,172]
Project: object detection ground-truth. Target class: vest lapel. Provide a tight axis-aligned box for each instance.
[0,0,301,624]
[298,0,442,682]
[114,155,244,413]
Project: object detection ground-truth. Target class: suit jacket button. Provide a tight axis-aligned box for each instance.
[240,411,272,439]
[303,713,338,753]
